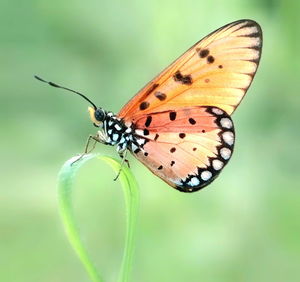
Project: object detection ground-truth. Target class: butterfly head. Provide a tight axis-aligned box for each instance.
[88,106,107,127]
[88,106,128,148]
[88,106,111,145]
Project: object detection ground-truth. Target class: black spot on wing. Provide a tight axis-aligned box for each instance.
[169,111,177,121]
[154,91,167,101]
[145,116,152,127]
[144,83,159,97]
[140,101,150,110]
[189,118,196,125]
[207,55,215,64]
[198,49,209,58]
[173,70,192,85]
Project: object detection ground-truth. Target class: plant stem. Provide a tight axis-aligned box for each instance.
[57,154,139,282]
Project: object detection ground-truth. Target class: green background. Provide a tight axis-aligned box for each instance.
[1,0,300,281]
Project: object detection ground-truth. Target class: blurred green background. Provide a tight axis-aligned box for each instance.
[1,0,300,281]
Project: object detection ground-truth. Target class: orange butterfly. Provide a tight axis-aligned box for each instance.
[36,19,262,192]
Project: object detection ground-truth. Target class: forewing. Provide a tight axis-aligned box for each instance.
[129,106,235,192]
[118,19,262,121]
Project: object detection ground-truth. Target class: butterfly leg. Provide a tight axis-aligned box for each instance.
[84,135,99,154]
[71,135,99,165]
[124,159,130,168]
[113,149,129,181]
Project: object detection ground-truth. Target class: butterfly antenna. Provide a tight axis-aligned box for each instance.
[34,75,97,110]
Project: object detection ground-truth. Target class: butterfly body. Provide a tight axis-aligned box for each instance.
[88,108,144,155]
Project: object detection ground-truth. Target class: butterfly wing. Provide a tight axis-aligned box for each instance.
[129,106,234,192]
[118,19,262,121]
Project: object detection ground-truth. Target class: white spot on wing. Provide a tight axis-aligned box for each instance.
[137,138,145,146]
[222,131,234,146]
[174,179,182,186]
[212,159,224,170]
[212,108,223,115]
[188,177,200,187]
[135,129,144,136]
[201,170,212,181]
[220,147,231,160]
[220,118,233,129]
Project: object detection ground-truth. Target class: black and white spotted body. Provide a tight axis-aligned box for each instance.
[91,108,147,156]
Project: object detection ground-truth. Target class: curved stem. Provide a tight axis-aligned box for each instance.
[57,154,139,282]
[99,156,139,282]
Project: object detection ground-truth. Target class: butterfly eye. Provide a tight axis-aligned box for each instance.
[94,108,105,121]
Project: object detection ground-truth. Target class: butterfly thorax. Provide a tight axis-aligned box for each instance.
[89,107,146,155]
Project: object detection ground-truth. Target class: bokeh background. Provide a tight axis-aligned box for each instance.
[1,0,300,281]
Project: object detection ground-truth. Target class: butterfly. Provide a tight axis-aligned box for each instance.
[36,19,262,192]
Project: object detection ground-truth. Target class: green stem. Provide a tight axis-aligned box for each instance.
[99,156,139,282]
[57,154,139,282]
